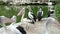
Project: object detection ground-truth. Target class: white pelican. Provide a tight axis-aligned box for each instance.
[7,15,26,34]
[45,17,60,34]
[9,15,26,34]
[37,8,43,21]
[28,6,36,24]
[8,23,26,34]
[11,15,17,25]
[17,7,32,23]
[0,16,26,34]
[17,7,32,31]
[0,16,15,34]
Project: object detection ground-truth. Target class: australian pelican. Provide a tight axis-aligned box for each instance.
[28,6,36,24]
[37,8,43,21]
[45,17,60,34]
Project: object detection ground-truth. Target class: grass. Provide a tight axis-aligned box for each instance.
[55,4,60,23]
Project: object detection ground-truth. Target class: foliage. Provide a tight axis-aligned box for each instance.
[55,4,60,23]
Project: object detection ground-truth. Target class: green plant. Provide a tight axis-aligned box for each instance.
[55,4,60,23]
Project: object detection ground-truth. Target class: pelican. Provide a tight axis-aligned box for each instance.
[0,16,15,34]
[28,6,36,24]
[8,23,26,34]
[37,8,43,21]
[9,15,26,34]
[11,15,17,25]
[7,15,26,34]
[17,7,32,23]
[0,16,26,34]
[45,17,60,34]
[0,16,7,34]
[17,7,32,31]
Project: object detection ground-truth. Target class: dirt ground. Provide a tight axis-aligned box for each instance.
[26,20,60,34]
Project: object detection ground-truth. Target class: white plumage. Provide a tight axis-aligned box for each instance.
[11,16,17,25]
[45,17,55,34]
[45,17,60,34]
[17,7,32,23]
[28,11,34,19]
[28,11,36,24]
[28,6,35,20]
[22,18,32,23]
[0,16,15,34]
[37,8,43,17]
[0,16,23,34]
[8,24,22,34]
